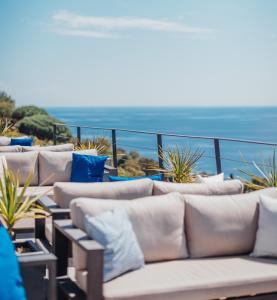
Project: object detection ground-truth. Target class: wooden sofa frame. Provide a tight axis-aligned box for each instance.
[53,219,277,300]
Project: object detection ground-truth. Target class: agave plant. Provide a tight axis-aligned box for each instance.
[239,150,277,190]
[0,169,49,239]
[74,137,111,155]
[159,145,204,183]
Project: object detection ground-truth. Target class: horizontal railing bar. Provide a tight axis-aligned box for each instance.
[54,123,277,147]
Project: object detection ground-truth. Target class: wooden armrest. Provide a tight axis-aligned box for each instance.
[54,219,104,252]
[53,220,104,300]
[38,196,70,219]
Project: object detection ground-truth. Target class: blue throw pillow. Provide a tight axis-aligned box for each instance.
[71,153,108,182]
[109,174,162,182]
[0,224,26,300]
[10,137,33,146]
[84,208,144,282]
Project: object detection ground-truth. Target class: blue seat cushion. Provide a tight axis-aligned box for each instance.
[109,174,162,182]
[70,153,108,182]
[0,224,26,300]
[84,208,144,282]
[10,137,33,146]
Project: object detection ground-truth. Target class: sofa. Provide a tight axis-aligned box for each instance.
[53,187,277,300]
[0,146,116,231]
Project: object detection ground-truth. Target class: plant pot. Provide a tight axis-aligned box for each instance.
[14,240,47,300]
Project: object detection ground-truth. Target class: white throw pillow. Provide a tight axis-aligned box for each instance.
[251,195,277,257]
[195,173,224,183]
[74,149,98,156]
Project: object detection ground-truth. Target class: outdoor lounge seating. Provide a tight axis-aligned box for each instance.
[54,187,277,300]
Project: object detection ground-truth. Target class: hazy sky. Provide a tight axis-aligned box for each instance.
[1,0,277,107]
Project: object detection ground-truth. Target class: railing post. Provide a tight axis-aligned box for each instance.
[157,134,164,169]
[214,138,222,174]
[53,124,57,145]
[112,129,118,168]
[77,126,81,147]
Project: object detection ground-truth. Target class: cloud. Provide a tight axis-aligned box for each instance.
[51,10,213,39]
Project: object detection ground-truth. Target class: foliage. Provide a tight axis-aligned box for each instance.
[0,169,49,237]
[73,137,111,155]
[239,150,277,190]
[117,148,158,177]
[159,145,204,183]
[0,118,14,135]
[16,114,72,142]
[0,91,15,118]
[12,105,48,121]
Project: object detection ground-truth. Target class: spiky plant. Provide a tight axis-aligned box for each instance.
[159,145,204,183]
[0,169,49,239]
[239,150,277,190]
[74,137,111,155]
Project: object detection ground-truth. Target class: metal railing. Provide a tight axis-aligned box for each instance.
[53,123,277,174]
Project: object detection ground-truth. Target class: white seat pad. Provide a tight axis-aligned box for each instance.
[76,256,277,300]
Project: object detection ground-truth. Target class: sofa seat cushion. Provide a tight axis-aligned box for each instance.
[71,193,188,266]
[153,179,243,196]
[76,256,277,300]
[5,152,39,186]
[185,188,277,258]
[54,179,154,208]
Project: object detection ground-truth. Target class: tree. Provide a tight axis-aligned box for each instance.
[12,105,48,121]
[16,114,71,142]
[0,91,15,118]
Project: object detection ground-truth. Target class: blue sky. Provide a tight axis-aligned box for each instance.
[0,0,276,107]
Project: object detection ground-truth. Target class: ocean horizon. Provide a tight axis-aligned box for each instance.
[47,106,277,176]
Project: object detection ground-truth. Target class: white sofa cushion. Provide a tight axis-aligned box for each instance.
[185,188,277,258]
[195,172,224,183]
[4,152,39,186]
[76,256,277,300]
[252,195,277,258]
[71,192,188,266]
[39,151,72,185]
[54,179,154,208]
[153,179,243,196]
[0,145,22,152]
[22,143,74,152]
[0,136,11,146]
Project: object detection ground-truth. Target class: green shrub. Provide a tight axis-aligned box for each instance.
[0,91,15,118]
[12,105,48,121]
[16,114,71,142]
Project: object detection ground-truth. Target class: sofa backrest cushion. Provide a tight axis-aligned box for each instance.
[0,136,11,146]
[4,152,39,186]
[71,192,188,264]
[0,145,22,153]
[185,187,277,258]
[22,143,74,152]
[39,151,72,185]
[153,179,243,196]
[54,178,154,208]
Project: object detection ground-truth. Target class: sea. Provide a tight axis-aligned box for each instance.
[46,107,277,177]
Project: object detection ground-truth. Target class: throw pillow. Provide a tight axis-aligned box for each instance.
[10,137,33,146]
[84,208,144,282]
[70,153,108,182]
[108,174,162,182]
[251,195,277,257]
[195,173,224,183]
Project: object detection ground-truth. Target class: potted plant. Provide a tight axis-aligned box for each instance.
[158,145,204,183]
[239,150,277,191]
[0,168,49,240]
